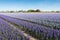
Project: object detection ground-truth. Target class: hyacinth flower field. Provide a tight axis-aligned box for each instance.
[0,13,60,40]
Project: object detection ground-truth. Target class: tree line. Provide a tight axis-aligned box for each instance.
[10,9,40,13]
[0,9,60,13]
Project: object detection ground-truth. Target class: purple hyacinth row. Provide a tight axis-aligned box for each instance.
[0,14,60,40]
[0,16,30,40]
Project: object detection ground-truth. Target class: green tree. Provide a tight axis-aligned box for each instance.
[27,9,35,12]
[56,11,60,13]
[27,9,40,12]
[10,11,14,13]
[35,9,40,12]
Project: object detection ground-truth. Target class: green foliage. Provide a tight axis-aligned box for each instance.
[27,9,40,12]
[56,11,60,13]
[27,9,35,12]
[35,9,40,12]
[9,11,14,13]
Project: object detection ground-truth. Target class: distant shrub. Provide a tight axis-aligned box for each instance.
[10,11,14,13]
[35,9,40,12]
[56,11,60,13]
[27,9,40,12]
[27,10,35,12]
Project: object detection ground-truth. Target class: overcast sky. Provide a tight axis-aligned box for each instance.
[0,0,60,11]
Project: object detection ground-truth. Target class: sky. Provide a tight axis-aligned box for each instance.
[0,0,60,11]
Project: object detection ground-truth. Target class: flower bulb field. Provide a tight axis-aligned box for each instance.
[0,13,60,40]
